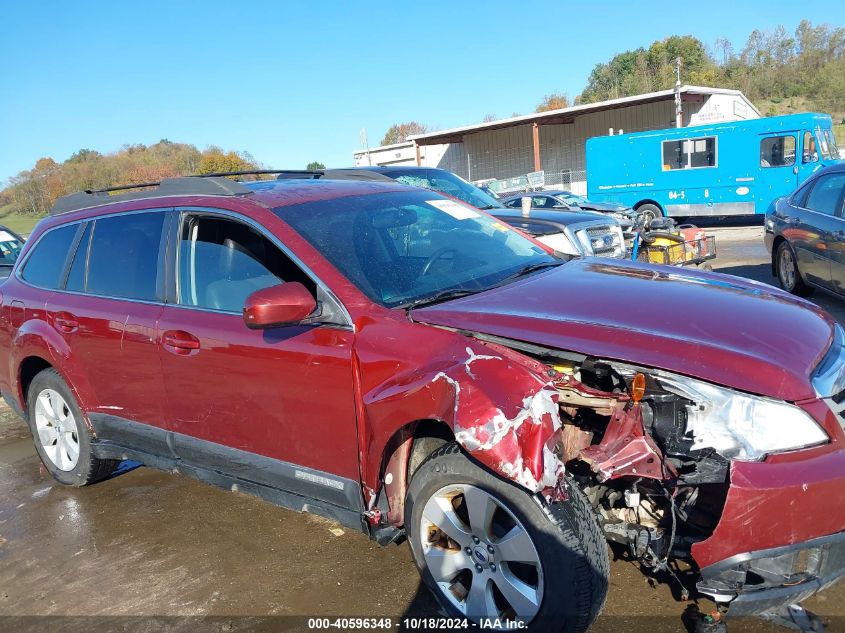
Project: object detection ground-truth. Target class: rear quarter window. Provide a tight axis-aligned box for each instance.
[20,224,79,289]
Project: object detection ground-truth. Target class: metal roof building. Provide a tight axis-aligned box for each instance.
[355,86,759,195]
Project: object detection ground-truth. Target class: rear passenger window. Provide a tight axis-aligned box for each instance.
[20,224,78,289]
[86,213,165,301]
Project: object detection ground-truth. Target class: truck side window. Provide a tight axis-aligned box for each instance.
[803,132,819,163]
[760,136,796,168]
[689,138,716,168]
[662,137,716,170]
[662,140,686,170]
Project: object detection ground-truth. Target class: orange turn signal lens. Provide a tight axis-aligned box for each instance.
[631,373,646,403]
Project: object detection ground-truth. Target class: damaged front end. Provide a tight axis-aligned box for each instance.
[549,361,733,573]
[478,340,843,618]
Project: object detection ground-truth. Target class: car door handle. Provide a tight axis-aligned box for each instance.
[54,312,79,333]
[162,330,200,355]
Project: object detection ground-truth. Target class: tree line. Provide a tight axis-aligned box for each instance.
[381,20,844,143]
[577,20,844,115]
[1,141,261,217]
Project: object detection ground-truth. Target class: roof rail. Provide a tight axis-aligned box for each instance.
[200,169,323,179]
[268,168,397,183]
[319,169,394,182]
[50,176,253,215]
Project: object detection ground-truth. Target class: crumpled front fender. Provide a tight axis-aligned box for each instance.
[432,345,564,493]
[358,327,565,502]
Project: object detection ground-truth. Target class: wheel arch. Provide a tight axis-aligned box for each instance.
[11,320,95,423]
[19,355,54,410]
[377,419,455,526]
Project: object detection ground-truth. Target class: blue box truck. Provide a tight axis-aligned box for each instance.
[586,113,842,219]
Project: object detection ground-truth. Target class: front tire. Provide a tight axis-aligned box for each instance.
[405,443,608,632]
[637,203,662,225]
[26,368,118,486]
[775,241,813,296]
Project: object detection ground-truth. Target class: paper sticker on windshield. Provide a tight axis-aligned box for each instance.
[427,199,479,220]
[0,231,15,242]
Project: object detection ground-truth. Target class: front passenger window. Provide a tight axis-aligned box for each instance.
[177,215,314,313]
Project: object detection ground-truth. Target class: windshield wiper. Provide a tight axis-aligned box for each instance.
[494,261,562,286]
[396,288,484,310]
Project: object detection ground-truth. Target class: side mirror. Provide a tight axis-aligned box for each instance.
[243,282,317,329]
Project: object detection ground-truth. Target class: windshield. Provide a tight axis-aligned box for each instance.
[559,192,589,206]
[274,190,556,308]
[383,168,503,210]
[819,129,840,160]
[0,229,23,266]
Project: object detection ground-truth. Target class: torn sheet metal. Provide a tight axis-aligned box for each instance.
[433,346,565,494]
[579,401,675,481]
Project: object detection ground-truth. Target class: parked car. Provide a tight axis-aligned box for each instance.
[766,163,845,296]
[0,224,25,278]
[500,190,637,237]
[317,166,627,258]
[4,174,845,630]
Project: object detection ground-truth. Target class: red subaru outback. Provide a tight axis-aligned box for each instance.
[2,174,844,630]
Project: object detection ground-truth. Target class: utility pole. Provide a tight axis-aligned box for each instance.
[674,57,683,128]
[360,128,371,166]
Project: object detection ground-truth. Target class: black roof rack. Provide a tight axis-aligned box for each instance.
[50,170,324,215]
[51,176,255,215]
[271,168,396,183]
[317,169,395,182]
[200,169,323,179]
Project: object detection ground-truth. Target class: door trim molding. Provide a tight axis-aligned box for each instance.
[89,413,366,532]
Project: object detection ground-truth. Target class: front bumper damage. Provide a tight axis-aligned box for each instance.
[698,530,845,616]
[692,422,845,616]
[547,360,845,616]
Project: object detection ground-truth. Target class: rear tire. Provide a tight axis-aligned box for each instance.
[26,368,118,487]
[405,443,608,632]
[637,203,663,224]
[775,241,813,297]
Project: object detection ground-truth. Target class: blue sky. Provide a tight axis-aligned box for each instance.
[0,1,840,183]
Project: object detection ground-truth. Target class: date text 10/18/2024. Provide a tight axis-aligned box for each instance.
[308,618,528,630]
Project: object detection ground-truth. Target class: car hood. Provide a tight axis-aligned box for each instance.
[413,259,835,401]
[577,201,628,212]
[490,208,608,226]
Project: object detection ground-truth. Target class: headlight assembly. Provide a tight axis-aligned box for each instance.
[656,374,829,461]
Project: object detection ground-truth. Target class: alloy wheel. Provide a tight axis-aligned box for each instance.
[34,388,80,472]
[419,484,543,622]
[779,246,796,291]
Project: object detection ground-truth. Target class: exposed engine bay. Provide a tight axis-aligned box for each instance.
[534,352,731,573]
